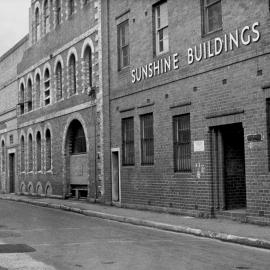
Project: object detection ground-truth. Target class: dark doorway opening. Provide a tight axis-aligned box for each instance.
[211,123,246,211]
[9,153,15,193]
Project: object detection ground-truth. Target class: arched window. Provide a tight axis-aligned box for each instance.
[35,73,41,108]
[27,79,33,112]
[35,8,40,41]
[36,132,41,171]
[69,54,76,95]
[69,0,75,16]
[56,0,61,25]
[44,68,51,105]
[45,129,52,171]
[1,141,5,173]
[56,62,63,100]
[84,46,92,89]
[44,0,50,34]
[19,84,25,115]
[71,122,86,154]
[21,136,25,172]
[28,134,33,172]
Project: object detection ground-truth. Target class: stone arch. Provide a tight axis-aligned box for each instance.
[81,37,95,59]
[27,129,34,172]
[43,62,52,77]
[44,124,53,171]
[62,114,90,197]
[28,182,34,194]
[66,47,78,66]
[20,182,27,193]
[36,182,43,195]
[45,181,53,196]
[35,126,43,172]
[19,131,26,172]
[34,68,42,108]
[54,55,64,72]
[26,74,34,112]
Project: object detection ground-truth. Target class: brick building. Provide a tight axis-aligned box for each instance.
[16,0,108,201]
[0,36,28,194]
[107,0,270,224]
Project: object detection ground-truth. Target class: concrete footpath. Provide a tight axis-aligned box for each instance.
[1,194,270,250]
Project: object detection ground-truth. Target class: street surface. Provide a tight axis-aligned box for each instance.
[0,200,269,270]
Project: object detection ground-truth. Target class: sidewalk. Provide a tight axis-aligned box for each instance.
[1,194,270,250]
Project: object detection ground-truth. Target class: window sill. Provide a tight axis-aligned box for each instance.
[154,50,170,60]
[201,27,223,39]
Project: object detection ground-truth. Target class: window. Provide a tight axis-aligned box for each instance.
[44,69,51,105]
[45,129,52,171]
[140,113,154,165]
[36,132,41,171]
[44,0,50,34]
[173,114,191,172]
[1,141,5,173]
[35,74,41,108]
[28,134,33,172]
[19,84,25,115]
[83,46,92,89]
[201,0,222,35]
[69,54,76,95]
[21,136,25,172]
[35,8,40,41]
[69,0,75,16]
[122,117,134,166]
[56,62,63,100]
[9,135,14,145]
[154,1,169,55]
[71,125,86,154]
[27,79,33,112]
[117,20,129,70]
[56,0,61,25]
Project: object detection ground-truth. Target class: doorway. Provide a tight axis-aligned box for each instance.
[111,149,120,203]
[9,153,15,193]
[211,123,246,211]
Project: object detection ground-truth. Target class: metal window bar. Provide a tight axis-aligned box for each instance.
[141,114,154,165]
[122,117,134,165]
[173,114,191,172]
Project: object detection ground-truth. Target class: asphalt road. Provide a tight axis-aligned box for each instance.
[0,200,269,270]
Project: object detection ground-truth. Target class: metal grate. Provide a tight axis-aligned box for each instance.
[122,117,134,165]
[140,113,154,165]
[173,114,191,172]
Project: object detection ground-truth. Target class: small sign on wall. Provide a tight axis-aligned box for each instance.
[194,140,205,152]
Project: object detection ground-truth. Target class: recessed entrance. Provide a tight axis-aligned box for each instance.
[211,123,246,211]
[65,120,88,199]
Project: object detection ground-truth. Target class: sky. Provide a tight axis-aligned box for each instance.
[0,0,30,56]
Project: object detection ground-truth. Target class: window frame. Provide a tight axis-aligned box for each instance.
[140,113,154,166]
[173,114,191,173]
[201,0,223,36]
[122,117,135,166]
[55,0,61,25]
[56,62,63,100]
[153,0,169,56]
[28,134,33,172]
[21,136,25,172]
[36,132,42,172]
[44,0,50,34]
[69,54,77,95]
[69,0,75,17]
[44,69,51,106]
[45,129,52,171]
[117,19,130,70]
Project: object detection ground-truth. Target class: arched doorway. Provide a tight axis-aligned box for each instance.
[65,120,88,199]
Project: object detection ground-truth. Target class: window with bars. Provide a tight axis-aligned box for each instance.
[69,54,77,95]
[84,46,92,88]
[122,117,135,166]
[1,141,5,173]
[44,69,51,105]
[35,8,40,42]
[27,79,33,112]
[154,1,169,55]
[173,114,191,172]
[35,74,41,108]
[140,113,154,165]
[201,0,222,35]
[36,132,42,171]
[56,62,63,100]
[69,0,75,16]
[44,0,50,34]
[19,84,25,115]
[21,136,25,172]
[45,129,52,171]
[28,134,33,172]
[56,0,61,25]
[117,20,129,70]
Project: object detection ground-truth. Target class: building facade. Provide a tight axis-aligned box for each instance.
[0,36,28,194]
[108,0,270,224]
[16,0,108,201]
